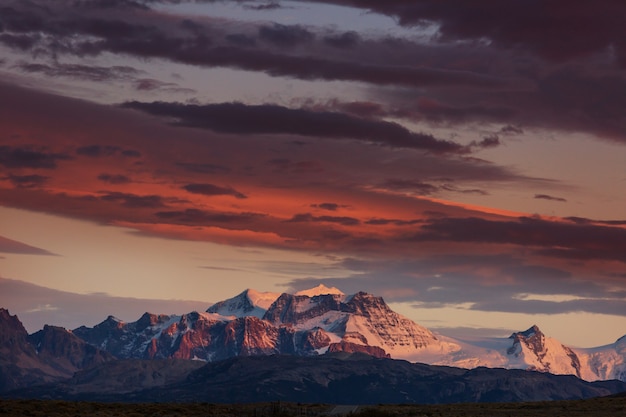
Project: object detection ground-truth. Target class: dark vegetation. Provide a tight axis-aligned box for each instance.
[0,396,625,417]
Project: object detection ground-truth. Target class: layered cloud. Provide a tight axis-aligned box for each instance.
[0,0,624,324]
[1,77,625,317]
[1,0,624,143]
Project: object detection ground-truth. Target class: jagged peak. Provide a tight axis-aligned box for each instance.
[105,315,123,323]
[136,312,171,329]
[95,315,124,328]
[41,324,67,331]
[295,284,345,297]
[0,307,28,337]
[0,308,20,323]
[510,325,542,339]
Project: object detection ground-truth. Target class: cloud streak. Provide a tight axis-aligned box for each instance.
[122,101,466,153]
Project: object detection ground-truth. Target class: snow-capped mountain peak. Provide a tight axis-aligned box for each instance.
[246,289,282,311]
[206,289,281,318]
[295,284,345,297]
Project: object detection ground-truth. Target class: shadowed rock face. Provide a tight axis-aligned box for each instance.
[327,341,390,358]
[28,325,114,371]
[263,293,344,324]
[0,308,113,393]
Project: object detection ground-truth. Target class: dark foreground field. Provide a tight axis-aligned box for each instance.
[1,396,625,417]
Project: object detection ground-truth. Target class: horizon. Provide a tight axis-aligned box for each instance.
[1,0,626,349]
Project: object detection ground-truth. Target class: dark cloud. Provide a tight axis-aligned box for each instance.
[121,149,141,158]
[0,3,507,90]
[259,23,314,47]
[382,179,440,195]
[155,208,265,225]
[76,145,141,158]
[534,248,626,264]
[469,135,501,149]
[320,230,352,241]
[175,162,231,174]
[440,185,489,196]
[133,78,170,91]
[500,125,524,135]
[243,2,283,11]
[133,78,195,94]
[564,217,626,226]
[99,191,165,208]
[2,174,49,188]
[323,31,360,49]
[122,101,466,153]
[72,0,150,11]
[416,98,515,124]
[311,203,340,211]
[310,100,387,119]
[15,62,141,81]
[502,264,572,281]
[76,145,120,157]
[365,218,422,226]
[0,145,71,169]
[183,183,247,199]
[413,216,626,262]
[0,33,41,51]
[267,158,323,174]
[470,298,626,317]
[311,0,626,65]
[286,213,360,226]
[225,33,256,47]
[535,194,567,202]
[97,173,132,184]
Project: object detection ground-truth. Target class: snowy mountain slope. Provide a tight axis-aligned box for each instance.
[295,284,344,297]
[505,326,582,376]
[263,291,452,358]
[406,326,626,383]
[575,335,626,381]
[206,289,281,318]
[417,326,582,377]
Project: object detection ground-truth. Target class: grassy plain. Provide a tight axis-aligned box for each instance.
[0,396,624,417]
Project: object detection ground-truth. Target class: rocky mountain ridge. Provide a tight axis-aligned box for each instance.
[0,308,114,392]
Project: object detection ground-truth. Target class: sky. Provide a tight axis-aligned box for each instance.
[0,0,625,348]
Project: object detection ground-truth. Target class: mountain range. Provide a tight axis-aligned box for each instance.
[1,285,625,402]
[70,285,626,381]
